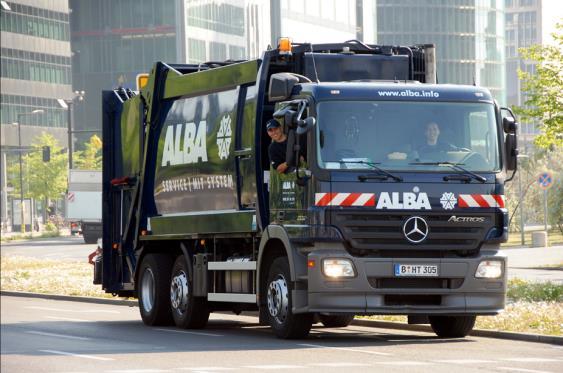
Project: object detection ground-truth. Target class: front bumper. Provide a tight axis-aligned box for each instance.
[298,245,506,315]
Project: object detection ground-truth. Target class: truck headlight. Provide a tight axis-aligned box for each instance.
[475,260,503,279]
[322,259,356,278]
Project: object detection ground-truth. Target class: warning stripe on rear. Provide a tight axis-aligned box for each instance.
[315,193,375,206]
[458,194,505,208]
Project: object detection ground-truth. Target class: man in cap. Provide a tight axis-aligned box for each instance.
[266,119,289,174]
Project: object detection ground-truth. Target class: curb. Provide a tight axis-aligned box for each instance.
[2,291,561,345]
[351,319,563,345]
[1,291,137,306]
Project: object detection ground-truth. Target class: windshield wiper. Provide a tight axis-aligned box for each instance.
[409,161,487,183]
[332,160,403,182]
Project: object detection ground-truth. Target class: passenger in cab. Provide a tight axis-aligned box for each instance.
[267,119,289,174]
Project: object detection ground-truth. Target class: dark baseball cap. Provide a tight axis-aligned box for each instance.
[266,119,280,129]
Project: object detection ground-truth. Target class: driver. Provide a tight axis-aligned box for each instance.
[417,121,458,156]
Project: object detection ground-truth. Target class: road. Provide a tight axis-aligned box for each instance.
[0,236,95,261]
[2,236,561,282]
[1,295,562,373]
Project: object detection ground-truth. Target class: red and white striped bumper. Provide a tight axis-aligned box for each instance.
[458,194,505,208]
[315,193,376,207]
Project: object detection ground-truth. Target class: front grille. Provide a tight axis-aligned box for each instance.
[331,210,495,256]
[368,277,464,289]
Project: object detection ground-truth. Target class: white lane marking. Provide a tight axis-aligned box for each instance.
[244,365,302,370]
[309,362,372,367]
[298,343,391,356]
[375,361,433,366]
[26,330,90,341]
[106,370,170,373]
[26,306,120,314]
[40,349,114,361]
[433,359,496,364]
[177,368,236,371]
[501,358,562,362]
[153,328,223,337]
[498,368,554,373]
[45,316,89,322]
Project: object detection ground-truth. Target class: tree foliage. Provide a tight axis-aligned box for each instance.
[9,132,68,202]
[515,23,563,149]
[73,134,102,170]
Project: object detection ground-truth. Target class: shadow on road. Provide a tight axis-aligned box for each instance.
[2,317,473,357]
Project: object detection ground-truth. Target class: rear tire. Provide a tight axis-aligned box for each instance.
[170,255,210,329]
[138,254,174,326]
[319,314,355,328]
[83,234,97,244]
[266,257,313,339]
[429,315,476,338]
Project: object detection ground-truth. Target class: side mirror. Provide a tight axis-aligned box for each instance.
[296,117,316,135]
[269,73,299,102]
[505,134,518,172]
[503,116,518,134]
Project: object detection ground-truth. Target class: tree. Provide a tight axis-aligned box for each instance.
[9,132,68,219]
[515,23,563,149]
[73,134,102,170]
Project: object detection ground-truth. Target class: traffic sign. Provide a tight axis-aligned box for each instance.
[537,171,554,190]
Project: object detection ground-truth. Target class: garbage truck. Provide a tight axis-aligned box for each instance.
[98,39,518,339]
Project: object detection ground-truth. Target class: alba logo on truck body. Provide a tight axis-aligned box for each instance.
[376,191,431,210]
[161,121,208,166]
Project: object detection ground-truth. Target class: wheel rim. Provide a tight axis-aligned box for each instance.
[170,270,189,315]
[141,267,155,312]
[267,274,289,324]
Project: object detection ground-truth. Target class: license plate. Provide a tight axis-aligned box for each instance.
[394,264,439,277]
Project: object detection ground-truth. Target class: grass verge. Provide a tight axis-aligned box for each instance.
[2,256,562,335]
[1,255,113,298]
[1,231,61,243]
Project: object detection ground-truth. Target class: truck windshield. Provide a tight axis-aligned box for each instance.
[316,100,500,172]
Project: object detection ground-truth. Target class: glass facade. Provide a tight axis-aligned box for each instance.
[376,0,506,103]
[0,3,70,41]
[0,1,72,132]
[70,0,178,138]
[0,94,67,128]
[184,0,267,63]
[1,48,72,85]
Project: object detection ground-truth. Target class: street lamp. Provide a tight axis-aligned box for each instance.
[58,90,85,170]
[14,109,45,234]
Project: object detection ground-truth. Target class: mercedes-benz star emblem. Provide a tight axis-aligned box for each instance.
[403,216,429,244]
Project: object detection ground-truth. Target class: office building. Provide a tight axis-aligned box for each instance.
[1,0,72,229]
[374,0,506,104]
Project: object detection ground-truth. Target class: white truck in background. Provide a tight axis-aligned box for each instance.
[66,170,102,244]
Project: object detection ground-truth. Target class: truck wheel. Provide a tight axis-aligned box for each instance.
[319,314,355,328]
[138,254,173,326]
[266,257,313,339]
[170,255,209,329]
[429,315,476,338]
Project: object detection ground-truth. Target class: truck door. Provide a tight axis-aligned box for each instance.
[236,85,258,210]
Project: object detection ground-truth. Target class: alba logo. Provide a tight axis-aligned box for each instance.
[217,115,232,160]
[161,121,208,167]
[376,188,431,210]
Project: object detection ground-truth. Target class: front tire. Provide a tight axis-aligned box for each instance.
[319,314,355,328]
[266,257,313,339]
[170,255,209,329]
[429,315,476,338]
[138,254,173,326]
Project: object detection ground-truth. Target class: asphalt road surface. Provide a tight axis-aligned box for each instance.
[0,236,95,261]
[1,295,562,373]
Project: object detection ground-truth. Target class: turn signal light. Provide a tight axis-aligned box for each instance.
[307,259,315,268]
